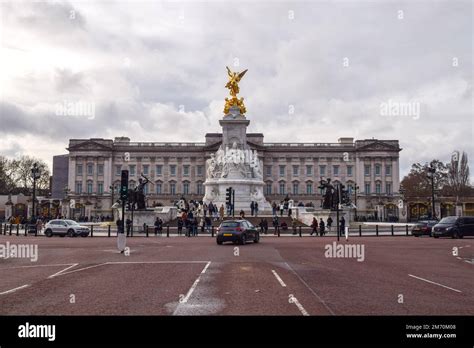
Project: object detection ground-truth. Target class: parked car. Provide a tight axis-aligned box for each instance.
[432,216,474,239]
[216,219,260,245]
[44,219,90,237]
[412,220,438,237]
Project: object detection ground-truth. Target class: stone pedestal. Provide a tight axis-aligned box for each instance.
[296,207,349,226]
[123,206,178,229]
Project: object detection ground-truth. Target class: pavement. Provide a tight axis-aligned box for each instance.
[0,234,472,315]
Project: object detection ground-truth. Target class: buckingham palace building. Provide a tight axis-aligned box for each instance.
[52,118,403,221]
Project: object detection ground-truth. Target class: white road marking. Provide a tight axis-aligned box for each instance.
[0,263,76,270]
[408,274,462,293]
[271,270,287,287]
[173,261,211,315]
[0,284,30,295]
[48,263,79,279]
[289,294,309,316]
[55,263,109,277]
[284,262,335,315]
[106,261,209,265]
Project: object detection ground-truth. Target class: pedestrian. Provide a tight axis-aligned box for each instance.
[279,202,284,217]
[263,219,268,234]
[116,218,123,234]
[250,201,255,217]
[205,216,212,234]
[319,218,325,236]
[36,218,43,234]
[272,202,277,216]
[272,215,279,235]
[255,202,259,217]
[154,217,161,236]
[240,209,245,218]
[126,218,132,236]
[327,217,333,233]
[177,217,183,236]
[340,216,346,237]
[192,217,198,237]
[219,204,225,220]
[310,217,318,236]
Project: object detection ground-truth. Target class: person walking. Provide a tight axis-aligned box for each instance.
[239,209,245,218]
[279,202,284,217]
[177,217,183,236]
[205,216,212,234]
[126,218,132,237]
[250,201,255,217]
[154,217,161,236]
[340,216,346,237]
[259,218,265,234]
[272,215,279,235]
[263,218,268,234]
[319,218,325,237]
[327,216,333,233]
[272,202,277,216]
[310,217,318,236]
[255,202,259,217]
[292,218,298,235]
[219,204,225,221]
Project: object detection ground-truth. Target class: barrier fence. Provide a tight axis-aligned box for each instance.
[0,223,413,238]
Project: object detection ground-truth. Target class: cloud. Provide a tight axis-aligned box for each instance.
[0,0,472,181]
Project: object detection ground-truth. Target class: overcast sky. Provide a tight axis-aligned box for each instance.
[0,0,472,181]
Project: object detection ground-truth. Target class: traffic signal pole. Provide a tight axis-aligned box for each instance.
[232,188,235,217]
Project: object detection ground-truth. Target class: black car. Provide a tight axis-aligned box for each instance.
[216,220,260,245]
[432,216,474,239]
[412,220,438,237]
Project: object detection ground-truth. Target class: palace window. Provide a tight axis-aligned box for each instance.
[197,165,204,176]
[183,182,190,195]
[197,182,204,195]
[266,166,272,177]
[347,166,353,177]
[265,183,272,195]
[170,182,176,195]
[76,182,82,194]
[386,183,392,195]
[183,165,190,177]
[279,165,285,177]
[98,182,104,194]
[375,164,381,176]
[319,165,326,176]
[98,164,104,176]
[76,164,83,176]
[375,182,381,194]
[156,165,162,176]
[279,182,285,194]
[155,182,162,194]
[364,165,371,176]
[333,165,339,176]
[306,165,312,176]
[143,165,149,176]
[87,181,93,194]
[293,182,299,195]
[129,165,136,176]
[87,163,93,176]
[385,165,392,176]
[170,165,176,176]
[306,183,313,194]
[293,165,299,176]
[364,183,371,195]
[115,165,121,176]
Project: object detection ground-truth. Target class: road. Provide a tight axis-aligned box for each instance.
[0,234,472,315]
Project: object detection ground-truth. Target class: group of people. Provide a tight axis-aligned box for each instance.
[310,216,346,236]
[271,201,293,218]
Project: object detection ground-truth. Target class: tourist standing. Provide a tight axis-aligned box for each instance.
[255,202,259,217]
[177,217,183,236]
[319,218,325,236]
[250,201,255,216]
[219,204,225,221]
[279,202,284,217]
[340,216,346,237]
[310,217,318,236]
[327,217,333,233]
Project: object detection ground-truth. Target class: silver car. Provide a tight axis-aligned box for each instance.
[44,219,90,238]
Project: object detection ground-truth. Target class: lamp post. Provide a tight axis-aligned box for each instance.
[109,185,115,210]
[353,184,360,220]
[31,163,41,221]
[427,164,436,220]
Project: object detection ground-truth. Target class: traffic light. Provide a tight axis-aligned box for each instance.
[225,187,233,206]
[120,170,129,201]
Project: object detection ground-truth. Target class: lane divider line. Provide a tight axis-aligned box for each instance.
[173,261,212,314]
[271,270,287,287]
[408,274,462,293]
[55,263,108,277]
[48,263,79,279]
[0,284,30,295]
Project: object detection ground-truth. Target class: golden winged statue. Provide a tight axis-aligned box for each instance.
[224,66,248,115]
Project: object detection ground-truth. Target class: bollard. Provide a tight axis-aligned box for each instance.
[406,225,409,236]
[277,226,280,237]
[10,224,13,235]
[376,225,378,237]
[391,225,394,236]
[211,226,214,238]
[131,225,133,237]
[16,224,20,236]
[5,223,8,235]
[299,226,302,237]
[155,226,157,236]
[359,225,362,237]
[166,225,169,238]
[24,224,27,236]
[35,225,38,237]
[90,225,94,237]
[146,225,149,237]
[0,223,2,235]
[108,225,111,237]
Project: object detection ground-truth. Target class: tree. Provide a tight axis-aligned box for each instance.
[400,160,448,198]
[0,156,16,194]
[446,151,471,197]
[8,156,51,195]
